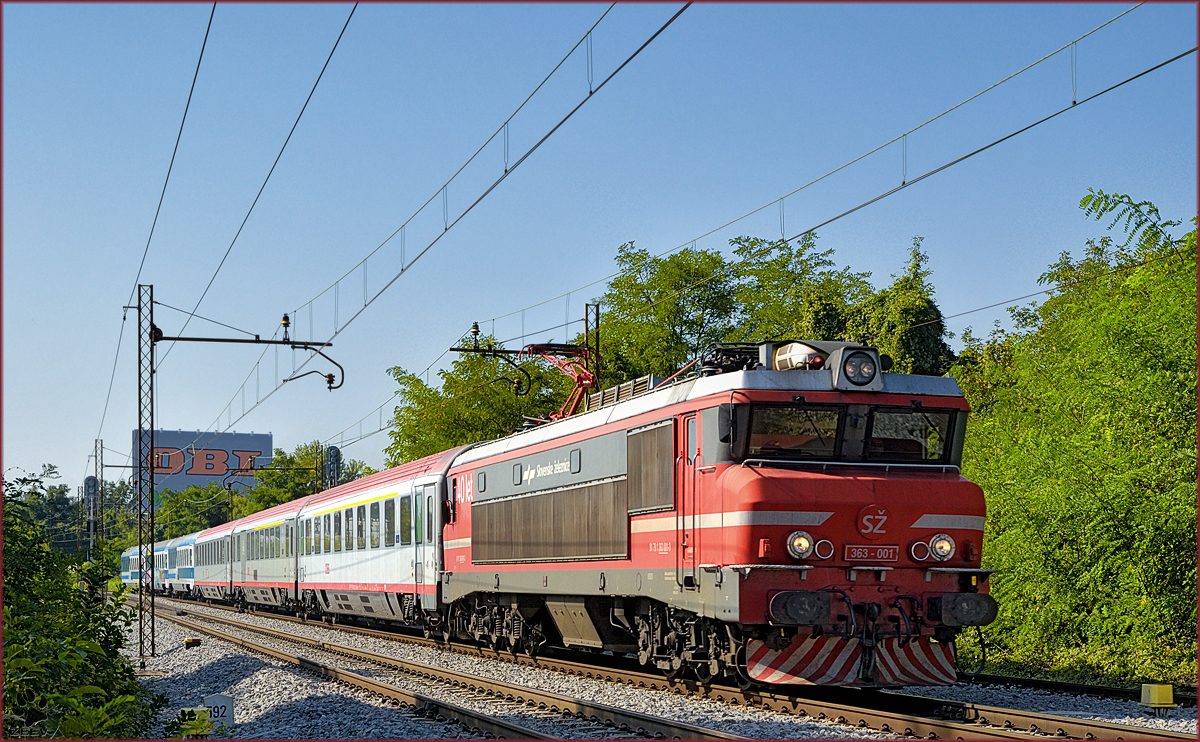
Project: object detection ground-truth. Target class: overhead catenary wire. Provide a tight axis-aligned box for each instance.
[293,3,618,316]
[160,2,1130,468]
[596,45,1199,329]
[191,4,691,451]
[159,2,358,367]
[145,8,1166,473]
[90,3,216,472]
[173,3,639,461]
[475,3,1146,330]
[319,43,1196,454]
[153,300,257,337]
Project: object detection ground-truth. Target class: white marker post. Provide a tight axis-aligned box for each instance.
[204,694,234,728]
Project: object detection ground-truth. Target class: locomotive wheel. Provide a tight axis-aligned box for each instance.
[733,646,757,692]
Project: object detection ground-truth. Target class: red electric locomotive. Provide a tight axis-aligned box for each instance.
[434,339,997,688]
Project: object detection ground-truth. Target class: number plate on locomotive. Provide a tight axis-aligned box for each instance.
[844,544,899,561]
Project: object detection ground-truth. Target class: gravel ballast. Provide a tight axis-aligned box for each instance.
[123,616,473,739]
[143,598,1196,738]
[899,680,1196,735]
[143,600,894,739]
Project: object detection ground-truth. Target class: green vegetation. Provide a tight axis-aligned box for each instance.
[3,468,165,738]
[952,191,1197,682]
[387,231,954,458]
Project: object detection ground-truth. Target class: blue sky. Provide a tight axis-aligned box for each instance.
[4,3,1195,491]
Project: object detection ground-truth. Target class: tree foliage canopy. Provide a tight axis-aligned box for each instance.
[386,233,955,464]
[384,334,573,466]
[951,191,1196,681]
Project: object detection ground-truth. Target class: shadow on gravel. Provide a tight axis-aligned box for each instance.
[226,692,426,739]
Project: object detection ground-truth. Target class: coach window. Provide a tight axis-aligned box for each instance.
[385,499,395,546]
[357,505,367,549]
[370,502,381,548]
[400,496,412,545]
[426,494,433,542]
[414,495,423,543]
[347,510,355,551]
[334,512,343,551]
[314,517,322,554]
[323,514,332,552]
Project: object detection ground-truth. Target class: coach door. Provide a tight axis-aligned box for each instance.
[677,413,699,590]
[419,483,439,610]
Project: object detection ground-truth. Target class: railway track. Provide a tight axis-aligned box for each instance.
[151,604,752,740]
[151,596,1192,740]
[966,673,1198,707]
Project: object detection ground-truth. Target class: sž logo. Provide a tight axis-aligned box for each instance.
[856,504,889,540]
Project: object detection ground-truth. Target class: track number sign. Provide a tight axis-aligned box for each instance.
[204,694,233,727]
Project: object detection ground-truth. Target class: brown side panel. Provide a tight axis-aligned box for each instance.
[627,422,674,512]
[473,480,628,562]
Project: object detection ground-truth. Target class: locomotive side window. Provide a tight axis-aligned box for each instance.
[748,405,842,458]
[400,496,413,545]
[865,408,954,462]
[357,505,367,549]
[384,499,395,546]
[627,421,675,512]
[686,417,697,464]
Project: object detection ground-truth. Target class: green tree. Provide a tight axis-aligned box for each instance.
[728,234,874,342]
[951,192,1197,682]
[236,441,375,518]
[385,335,571,465]
[845,237,955,375]
[154,483,233,539]
[597,242,738,380]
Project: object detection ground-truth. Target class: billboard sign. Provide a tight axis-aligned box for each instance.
[131,430,272,494]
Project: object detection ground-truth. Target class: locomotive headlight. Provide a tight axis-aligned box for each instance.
[929,533,956,561]
[787,530,815,559]
[842,352,877,386]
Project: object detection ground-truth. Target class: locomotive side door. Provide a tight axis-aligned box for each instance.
[677,413,699,590]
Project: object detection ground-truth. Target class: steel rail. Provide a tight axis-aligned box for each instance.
[969,673,1197,707]
[154,598,1194,740]
[174,608,752,740]
[155,610,555,740]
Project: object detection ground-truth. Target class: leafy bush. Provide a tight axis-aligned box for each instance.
[952,192,1197,682]
[2,469,165,737]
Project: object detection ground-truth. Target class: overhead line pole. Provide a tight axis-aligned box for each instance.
[131,289,347,665]
[136,285,156,663]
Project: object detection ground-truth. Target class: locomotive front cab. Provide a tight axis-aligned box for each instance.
[704,341,996,686]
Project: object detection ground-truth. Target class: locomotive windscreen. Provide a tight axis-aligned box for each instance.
[748,405,842,458]
[865,408,954,462]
